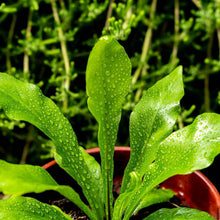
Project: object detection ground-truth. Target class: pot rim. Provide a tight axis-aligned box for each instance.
[192,171,220,207]
[42,146,130,170]
[42,146,220,218]
[42,147,220,197]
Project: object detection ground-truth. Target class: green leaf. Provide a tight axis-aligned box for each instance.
[121,66,184,193]
[0,159,94,220]
[144,207,215,220]
[0,195,72,220]
[113,175,174,220]
[134,188,175,215]
[123,113,220,219]
[86,36,131,217]
[144,113,220,188]
[113,172,142,220]
[0,73,103,220]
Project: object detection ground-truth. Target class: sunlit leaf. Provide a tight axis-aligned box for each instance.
[134,188,175,215]
[86,35,131,216]
[145,207,215,220]
[121,66,184,193]
[0,73,103,219]
[0,159,94,220]
[123,113,220,219]
[0,195,72,220]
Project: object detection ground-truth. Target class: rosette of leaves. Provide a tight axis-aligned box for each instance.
[0,36,219,220]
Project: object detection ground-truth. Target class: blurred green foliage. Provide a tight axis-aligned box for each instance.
[0,0,219,165]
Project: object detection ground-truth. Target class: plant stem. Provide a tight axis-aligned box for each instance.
[6,14,17,75]
[171,0,180,64]
[106,173,111,220]
[217,28,220,59]
[132,0,157,85]
[105,0,114,30]
[172,0,183,128]
[216,0,220,59]
[191,0,212,112]
[103,126,112,220]
[23,9,33,80]
[20,125,34,164]
[59,0,66,10]
[133,0,157,103]
[50,0,70,110]
[204,32,213,112]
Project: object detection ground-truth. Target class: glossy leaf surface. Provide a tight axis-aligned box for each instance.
[123,113,220,219]
[86,36,131,217]
[134,188,175,215]
[0,195,72,220]
[0,73,103,219]
[0,159,94,219]
[113,184,174,220]
[144,113,220,188]
[145,207,215,220]
[121,66,184,192]
[113,172,142,220]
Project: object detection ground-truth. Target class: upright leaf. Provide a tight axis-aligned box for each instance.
[0,73,103,219]
[113,172,142,220]
[0,160,95,220]
[86,36,131,218]
[123,113,220,219]
[121,66,184,192]
[0,195,72,220]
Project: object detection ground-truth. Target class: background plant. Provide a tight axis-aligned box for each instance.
[0,0,219,188]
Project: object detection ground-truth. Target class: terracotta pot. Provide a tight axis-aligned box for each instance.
[42,147,220,219]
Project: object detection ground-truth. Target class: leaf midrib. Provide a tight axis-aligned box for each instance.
[134,91,168,171]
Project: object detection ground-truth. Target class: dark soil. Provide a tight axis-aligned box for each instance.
[49,180,182,220]
[50,198,89,220]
